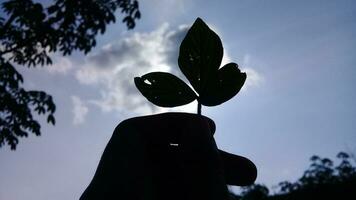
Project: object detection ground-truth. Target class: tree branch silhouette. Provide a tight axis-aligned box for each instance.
[0,0,141,150]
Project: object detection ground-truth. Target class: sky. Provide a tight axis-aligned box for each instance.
[1,0,356,199]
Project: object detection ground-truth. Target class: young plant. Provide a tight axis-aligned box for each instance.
[134,18,246,115]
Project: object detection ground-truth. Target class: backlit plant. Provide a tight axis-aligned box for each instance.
[135,18,246,115]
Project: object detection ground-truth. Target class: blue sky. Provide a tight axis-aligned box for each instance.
[1,0,356,199]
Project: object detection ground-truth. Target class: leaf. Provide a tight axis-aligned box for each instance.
[178,18,223,94]
[135,72,197,107]
[134,18,247,111]
[200,63,246,106]
[47,114,55,125]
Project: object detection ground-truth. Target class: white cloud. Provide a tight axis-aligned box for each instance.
[71,96,89,125]
[45,57,73,74]
[75,24,193,115]
[74,24,263,115]
[241,54,264,90]
[242,67,263,89]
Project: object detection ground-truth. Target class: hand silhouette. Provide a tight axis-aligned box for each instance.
[80,112,256,200]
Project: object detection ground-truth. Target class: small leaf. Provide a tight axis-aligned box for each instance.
[135,72,197,107]
[178,18,223,94]
[200,63,246,106]
[47,114,55,125]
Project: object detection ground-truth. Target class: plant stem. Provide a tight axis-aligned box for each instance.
[197,101,202,115]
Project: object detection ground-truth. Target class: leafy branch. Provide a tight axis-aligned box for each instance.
[0,0,141,150]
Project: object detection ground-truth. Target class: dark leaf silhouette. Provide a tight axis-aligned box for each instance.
[200,63,246,106]
[47,114,56,125]
[135,18,246,114]
[178,17,223,94]
[135,72,197,107]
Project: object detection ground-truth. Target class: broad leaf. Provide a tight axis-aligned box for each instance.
[135,72,197,107]
[200,63,246,106]
[178,18,223,94]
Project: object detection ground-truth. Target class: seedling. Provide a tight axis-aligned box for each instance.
[135,18,246,115]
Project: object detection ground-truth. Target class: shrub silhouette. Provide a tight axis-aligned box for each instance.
[135,18,246,115]
[232,152,356,200]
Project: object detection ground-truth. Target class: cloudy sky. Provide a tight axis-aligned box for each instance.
[1,0,356,199]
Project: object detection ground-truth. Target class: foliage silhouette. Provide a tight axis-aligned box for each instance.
[240,184,269,200]
[135,18,246,115]
[0,0,140,150]
[80,113,257,200]
[230,152,356,200]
